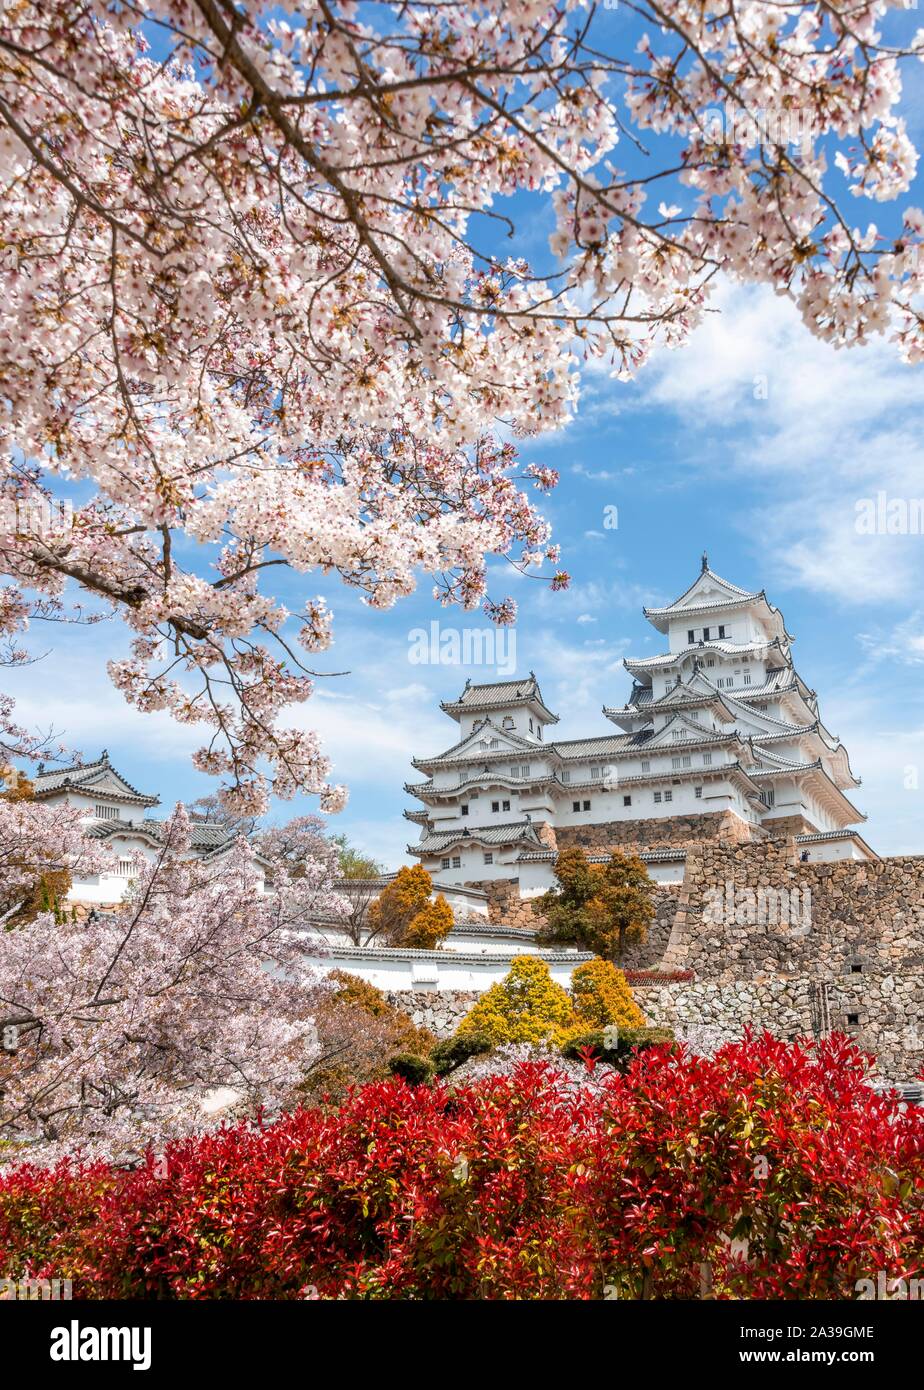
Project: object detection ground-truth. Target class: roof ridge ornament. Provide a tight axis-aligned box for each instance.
[701,550,709,572]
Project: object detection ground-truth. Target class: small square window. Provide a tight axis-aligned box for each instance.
[502,799,510,812]
[583,800,591,811]
[441,857,451,869]
[851,963,863,975]
[718,625,726,639]
[460,803,469,815]
[847,1013,860,1026]
[641,760,650,773]
[664,790,673,802]
[654,791,662,804]
[694,786,702,799]
[451,855,461,869]
[687,629,695,644]
[572,800,580,812]
[623,795,632,807]
[492,801,500,813]
[703,627,711,641]
[483,852,494,865]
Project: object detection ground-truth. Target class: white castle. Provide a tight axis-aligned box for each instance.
[30,751,265,907]
[405,559,874,893]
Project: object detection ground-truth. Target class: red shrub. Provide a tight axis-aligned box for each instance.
[1,1033,922,1300]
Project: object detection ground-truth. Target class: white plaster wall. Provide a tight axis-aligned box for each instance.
[303,942,590,991]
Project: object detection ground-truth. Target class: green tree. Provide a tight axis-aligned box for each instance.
[331,833,383,880]
[537,847,655,962]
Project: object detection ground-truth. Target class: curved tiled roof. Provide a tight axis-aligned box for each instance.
[623,636,789,674]
[32,751,159,806]
[410,819,544,855]
[87,817,238,853]
[440,673,559,723]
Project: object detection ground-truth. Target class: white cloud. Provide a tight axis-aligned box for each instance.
[634,280,924,606]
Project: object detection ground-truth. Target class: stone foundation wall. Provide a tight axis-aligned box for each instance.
[464,877,541,930]
[554,809,759,853]
[615,888,683,970]
[422,835,924,1078]
[656,838,924,1078]
[762,815,821,840]
[385,989,479,1038]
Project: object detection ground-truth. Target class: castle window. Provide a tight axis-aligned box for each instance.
[672,757,682,770]
[572,800,580,812]
[583,800,591,811]
[851,963,863,975]
[590,765,601,780]
[847,1013,859,1027]
[703,627,711,641]
[687,629,695,644]
[718,625,726,639]
[641,760,650,773]
[654,791,662,804]
[529,718,534,732]
[483,852,494,865]
[502,800,510,812]
[117,858,134,877]
[95,804,118,820]
[707,659,715,668]
[694,786,703,799]
[460,804,469,816]
[503,717,515,729]
[623,795,632,807]
[560,769,570,783]
[743,673,752,685]
[441,857,451,870]
[452,855,461,868]
[703,753,712,765]
[682,756,691,768]
[492,801,500,812]
[664,790,673,803]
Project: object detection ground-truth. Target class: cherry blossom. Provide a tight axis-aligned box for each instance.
[0,805,349,1165]
[0,2,920,810]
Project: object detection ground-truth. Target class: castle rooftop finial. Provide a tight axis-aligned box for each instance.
[701,550,709,572]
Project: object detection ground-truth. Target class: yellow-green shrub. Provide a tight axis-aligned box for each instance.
[456,955,576,1046]
[570,958,645,1030]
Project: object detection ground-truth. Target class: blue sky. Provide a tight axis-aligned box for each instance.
[8,276,924,861]
[5,6,924,861]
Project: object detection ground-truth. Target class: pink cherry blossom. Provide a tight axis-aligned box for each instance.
[0,2,920,810]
